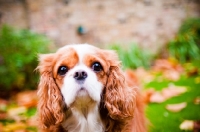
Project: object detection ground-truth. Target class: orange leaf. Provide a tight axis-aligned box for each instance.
[16,90,37,108]
[194,97,200,105]
[3,122,26,131]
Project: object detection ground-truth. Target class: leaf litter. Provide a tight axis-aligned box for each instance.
[0,90,38,131]
[144,84,187,103]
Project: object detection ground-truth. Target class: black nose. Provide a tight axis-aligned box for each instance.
[74,70,88,81]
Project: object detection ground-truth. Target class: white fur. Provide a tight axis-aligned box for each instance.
[60,44,105,132]
[62,105,104,132]
[61,64,103,106]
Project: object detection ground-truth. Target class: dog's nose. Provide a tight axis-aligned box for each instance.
[74,70,88,81]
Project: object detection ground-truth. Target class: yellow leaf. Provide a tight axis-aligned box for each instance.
[195,77,200,84]
[8,106,27,117]
[3,122,26,131]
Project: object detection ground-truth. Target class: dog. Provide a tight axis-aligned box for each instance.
[37,44,146,132]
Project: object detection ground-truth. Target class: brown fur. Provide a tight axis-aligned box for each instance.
[100,50,146,132]
[37,54,66,131]
[37,45,146,132]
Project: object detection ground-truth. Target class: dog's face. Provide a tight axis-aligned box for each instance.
[37,44,136,128]
[52,44,109,106]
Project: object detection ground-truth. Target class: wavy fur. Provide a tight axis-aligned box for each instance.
[36,44,146,132]
[37,54,66,130]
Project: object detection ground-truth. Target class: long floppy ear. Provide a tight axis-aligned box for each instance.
[36,54,66,128]
[103,50,136,120]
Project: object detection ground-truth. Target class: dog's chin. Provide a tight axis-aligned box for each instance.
[76,87,88,97]
[71,87,96,108]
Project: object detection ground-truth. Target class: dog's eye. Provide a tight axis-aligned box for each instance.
[58,66,68,76]
[92,62,103,72]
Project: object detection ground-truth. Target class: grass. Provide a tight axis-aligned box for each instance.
[109,43,153,69]
[145,75,200,132]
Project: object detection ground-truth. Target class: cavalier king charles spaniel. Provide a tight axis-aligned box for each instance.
[37,44,146,132]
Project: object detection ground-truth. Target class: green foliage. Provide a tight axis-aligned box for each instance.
[0,25,50,94]
[109,44,152,69]
[168,18,200,63]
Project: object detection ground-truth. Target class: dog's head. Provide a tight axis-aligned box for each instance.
[37,44,136,128]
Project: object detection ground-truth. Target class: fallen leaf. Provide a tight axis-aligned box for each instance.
[152,59,183,81]
[150,92,166,103]
[27,115,38,127]
[180,120,200,131]
[194,97,200,105]
[0,123,3,131]
[145,85,187,103]
[153,59,183,72]
[8,106,27,117]
[14,130,27,132]
[153,59,173,71]
[163,69,180,81]
[7,106,27,121]
[3,122,26,132]
[184,62,199,76]
[16,90,37,108]
[195,77,200,84]
[134,67,155,83]
[180,120,194,131]
[162,85,187,99]
[0,112,7,120]
[166,102,187,112]
[0,98,8,111]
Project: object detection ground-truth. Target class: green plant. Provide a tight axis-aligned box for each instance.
[168,18,200,63]
[109,44,152,69]
[0,25,51,97]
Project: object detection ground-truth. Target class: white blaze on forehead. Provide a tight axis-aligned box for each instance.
[58,44,97,63]
[71,44,97,63]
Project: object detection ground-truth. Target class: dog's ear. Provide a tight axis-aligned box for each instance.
[103,50,136,120]
[37,54,66,128]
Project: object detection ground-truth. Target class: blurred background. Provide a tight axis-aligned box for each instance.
[0,0,200,131]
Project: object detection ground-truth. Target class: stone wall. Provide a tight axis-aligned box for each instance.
[0,0,199,53]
